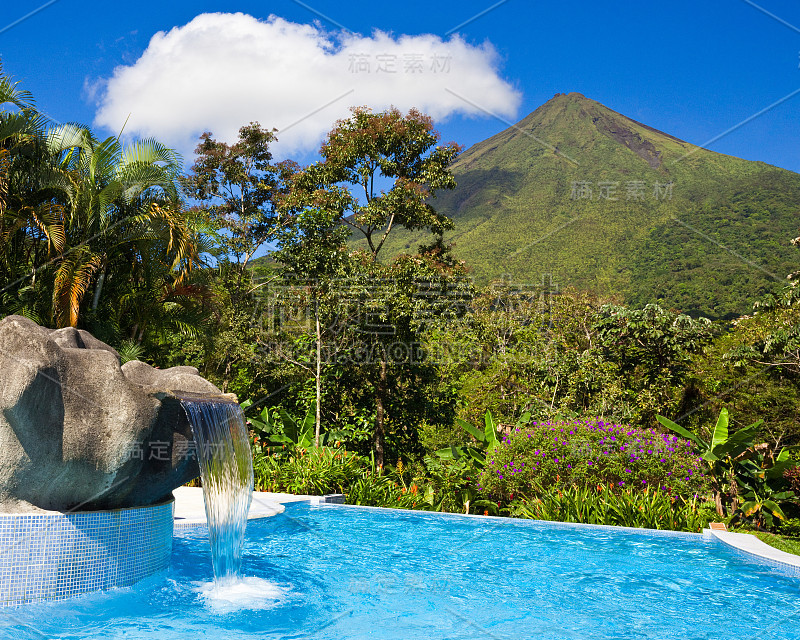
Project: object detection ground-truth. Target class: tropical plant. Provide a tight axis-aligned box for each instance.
[284,106,462,465]
[731,444,798,529]
[252,444,361,494]
[480,418,707,505]
[657,408,764,515]
[506,484,715,532]
[242,400,323,452]
[435,409,506,466]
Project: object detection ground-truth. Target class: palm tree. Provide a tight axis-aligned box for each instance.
[0,63,65,322]
[45,124,198,330]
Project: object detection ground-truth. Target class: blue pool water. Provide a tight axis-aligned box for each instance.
[3,503,799,639]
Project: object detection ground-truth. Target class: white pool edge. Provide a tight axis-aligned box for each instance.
[704,528,800,577]
[173,487,286,529]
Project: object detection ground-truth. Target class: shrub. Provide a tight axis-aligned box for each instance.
[346,470,423,510]
[506,485,715,532]
[779,517,800,538]
[479,419,709,503]
[253,446,362,495]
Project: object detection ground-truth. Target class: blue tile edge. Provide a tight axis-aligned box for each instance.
[0,500,174,607]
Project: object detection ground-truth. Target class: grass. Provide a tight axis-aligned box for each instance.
[751,531,800,557]
[732,529,800,556]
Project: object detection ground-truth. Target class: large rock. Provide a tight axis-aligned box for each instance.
[0,315,231,512]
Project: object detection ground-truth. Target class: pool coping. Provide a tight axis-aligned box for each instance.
[703,528,800,577]
[173,487,286,528]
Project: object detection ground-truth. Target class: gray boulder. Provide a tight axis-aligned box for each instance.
[0,315,231,512]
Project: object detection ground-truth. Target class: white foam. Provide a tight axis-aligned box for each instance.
[194,577,288,614]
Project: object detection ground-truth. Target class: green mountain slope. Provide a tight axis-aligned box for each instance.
[363,93,800,319]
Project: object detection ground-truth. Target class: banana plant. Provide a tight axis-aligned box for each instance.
[241,400,322,452]
[656,408,762,463]
[733,444,798,529]
[436,410,528,467]
[656,408,796,519]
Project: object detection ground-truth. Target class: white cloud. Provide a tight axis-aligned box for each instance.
[93,13,521,159]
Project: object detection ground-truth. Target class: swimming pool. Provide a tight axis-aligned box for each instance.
[3,502,798,639]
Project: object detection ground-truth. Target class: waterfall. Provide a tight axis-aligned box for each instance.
[180,396,254,582]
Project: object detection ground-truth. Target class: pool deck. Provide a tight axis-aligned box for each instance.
[172,487,342,528]
[705,528,800,577]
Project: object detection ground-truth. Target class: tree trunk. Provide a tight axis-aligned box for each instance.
[315,301,322,448]
[374,349,387,467]
[715,491,724,517]
[91,270,106,311]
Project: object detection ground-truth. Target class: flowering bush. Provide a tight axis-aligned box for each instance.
[479,419,708,502]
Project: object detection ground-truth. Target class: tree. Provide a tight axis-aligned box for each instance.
[592,304,713,422]
[0,63,65,322]
[281,107,461,465]
[182,123,296,303]
[273,181,352,445]
[43,123,196,335]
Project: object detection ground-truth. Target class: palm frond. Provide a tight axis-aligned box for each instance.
[52,249,101,327]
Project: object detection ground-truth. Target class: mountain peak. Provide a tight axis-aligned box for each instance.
[456,92,692,172]
[367,93,800,320]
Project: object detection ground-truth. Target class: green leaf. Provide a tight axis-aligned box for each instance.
[456,417,484,443]
[299,401,316,445]
[465,448,487,465]
[278,408,298,443]
[484,410,500,447]
[762,500,787,520]
[435,446,458,460]
[715,421,760,459]
[656,415,705,449]
[515,412,531,428]
[710,408,729,451]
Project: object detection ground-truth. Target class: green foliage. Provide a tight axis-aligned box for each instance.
[732,444,798,529]
[507,486,715,532]
[252,445,361,495]
[779,518,800,538]
[182,123,294,279]
[435,410,507,467]
[656,409,762,464]
[271,106,464,465]
[658,408,800,526]
[0,65,209,358]
[592,304,713,423]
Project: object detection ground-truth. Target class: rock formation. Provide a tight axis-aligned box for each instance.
[0,315,230,512]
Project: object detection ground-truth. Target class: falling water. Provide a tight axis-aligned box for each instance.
[180,395,254,582]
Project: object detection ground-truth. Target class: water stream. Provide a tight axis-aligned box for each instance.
[180,396,254,582]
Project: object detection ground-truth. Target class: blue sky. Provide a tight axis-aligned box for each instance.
[2,0,800,171]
